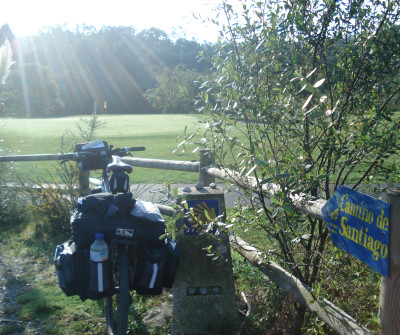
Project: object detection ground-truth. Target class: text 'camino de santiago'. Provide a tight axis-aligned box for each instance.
[322,186,390,277]
[339,194,388,262]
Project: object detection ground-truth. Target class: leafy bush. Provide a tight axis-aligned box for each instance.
[27,162,79,239]
[179,0,400,331]
[0,165,26,227]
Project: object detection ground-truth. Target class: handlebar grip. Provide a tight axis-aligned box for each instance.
[123,147,146,152]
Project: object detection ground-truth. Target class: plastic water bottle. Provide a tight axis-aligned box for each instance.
[89,233,110,293]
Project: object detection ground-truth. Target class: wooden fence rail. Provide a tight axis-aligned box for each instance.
[205,166,326,220]
[0,153,200,171]
[121,157,199,172]
[2,150,398,333]
[0,153,67,162]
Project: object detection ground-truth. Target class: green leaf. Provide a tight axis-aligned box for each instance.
[306,68,317,78]
[309,110,324,119]
[299,84,307,93]
[173,187,179,198]
[313,78,325,88]
[260,178,274,184]
[276,173,291,179]
[320,96,328,103]
[282,204,293,213]
[270,196,281,205]
[255,158,269,166]
[302,94,313,110]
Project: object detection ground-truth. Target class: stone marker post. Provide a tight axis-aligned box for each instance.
[172,185,237,335]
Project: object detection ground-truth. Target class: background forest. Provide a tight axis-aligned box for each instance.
[0,24,213,117]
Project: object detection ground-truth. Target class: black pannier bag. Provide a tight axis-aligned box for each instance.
[66,194,180,297]
[71,211,167,248]
[77,192,135,217]
[132,238,181,295]
[71,193,166,248]
[76,193,116,216]
[54,240,115,301]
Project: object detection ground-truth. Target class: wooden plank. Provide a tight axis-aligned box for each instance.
[0,154,200,173]
[0,154,63,162]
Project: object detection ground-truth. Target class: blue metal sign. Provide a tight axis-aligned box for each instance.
[183,199,219,235]
[322,186,390,277]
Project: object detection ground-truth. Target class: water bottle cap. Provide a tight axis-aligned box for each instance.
[95,233,104,240]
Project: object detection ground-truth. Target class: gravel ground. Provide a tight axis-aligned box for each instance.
[0,241,46,335]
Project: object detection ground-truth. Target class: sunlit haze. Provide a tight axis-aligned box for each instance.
[1,0,221,42]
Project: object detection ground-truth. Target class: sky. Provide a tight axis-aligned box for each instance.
[1,0,223,42]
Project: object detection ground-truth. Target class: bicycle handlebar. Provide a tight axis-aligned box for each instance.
[58,145,146,163]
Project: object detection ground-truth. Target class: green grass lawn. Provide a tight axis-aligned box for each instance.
[0,114,206,183]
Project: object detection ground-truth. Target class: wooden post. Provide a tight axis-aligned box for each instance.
[78,170,90,196]
[198,149,215,187]
[379,187,400,334]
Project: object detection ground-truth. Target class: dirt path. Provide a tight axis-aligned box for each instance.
[0,242,45,335]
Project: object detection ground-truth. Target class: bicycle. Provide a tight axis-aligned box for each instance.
[56,139,165,335]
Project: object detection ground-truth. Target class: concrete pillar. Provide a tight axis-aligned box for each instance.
[172,186,238,334]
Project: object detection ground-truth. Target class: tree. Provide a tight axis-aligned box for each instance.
[0,38,13,86]
[145,65,204,113]
[1,60,66,117]
[184,0,400,331]
[0,26,213,117]
[0,26,16,116]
